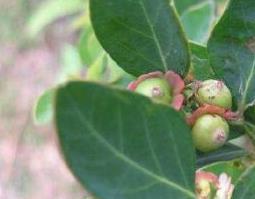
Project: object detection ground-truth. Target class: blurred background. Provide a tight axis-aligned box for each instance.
[0,0,89,198]
[0,0,228,198]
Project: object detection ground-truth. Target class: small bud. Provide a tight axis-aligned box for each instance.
[192,114,229,152]
[195,80,232,109]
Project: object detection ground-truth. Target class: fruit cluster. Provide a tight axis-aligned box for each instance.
[128,71,238,152]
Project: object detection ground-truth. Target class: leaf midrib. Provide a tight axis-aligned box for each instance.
[65,91,196,198]
[139,0,168,72]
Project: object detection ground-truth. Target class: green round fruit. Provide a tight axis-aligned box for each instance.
[135,77,172,104]
[192,114,229,152]
[196,80,232,109]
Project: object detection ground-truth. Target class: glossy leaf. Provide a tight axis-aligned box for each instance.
[55,81,196,199]
[196,144,246,168]
[245,106,255,124]
[106,57,128,83]
[33,88,55,125]
[244,108,255,143]
[174,0,203,15]
[232,166,255,199]
[190,42,208,60]
[90,0,190,77]
[208,0,255,110]
[189,42,215,80]
[85,53,127,83]
[228,125,244,140]
[175,0,228,17]
[181,1,215,43]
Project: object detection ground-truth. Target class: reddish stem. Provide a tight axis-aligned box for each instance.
[186,104,239,126]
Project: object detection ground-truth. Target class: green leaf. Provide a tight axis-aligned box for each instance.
[78,26,102,66]
[104,56,127,83]
[55,81,196,198]
[196,144,247,168]
[33,88,55,125]
[208,0,255,111]
[26,0,84,37]
[245,106,255,124]
[189,42,216,80]
[181,1,215,44]
[85,53,126,83]
[244,108,255,142]
[86,53,107,81]
[232,165,255,199]
[190,42,208,60]
[244,122,255,142]
[58,44,84,83]
[90,0,190,77]
[202,161,245,184]
[174,0,203,15]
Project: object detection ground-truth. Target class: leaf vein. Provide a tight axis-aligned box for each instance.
[165,115,190,189]
[66,92,195,198]
[139,0,168,71]
[118,41,159,67]
[113,19,153,40]
[141,111,164,176]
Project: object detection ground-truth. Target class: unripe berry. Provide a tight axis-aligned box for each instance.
[134,77,172,104]
[128,71,185,109]
[196,80,232,109]
[192,114,229,152]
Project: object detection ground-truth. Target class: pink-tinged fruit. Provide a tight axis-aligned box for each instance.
[195,80,232,109]
[192,114,229,152]
[128,71,185,110]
